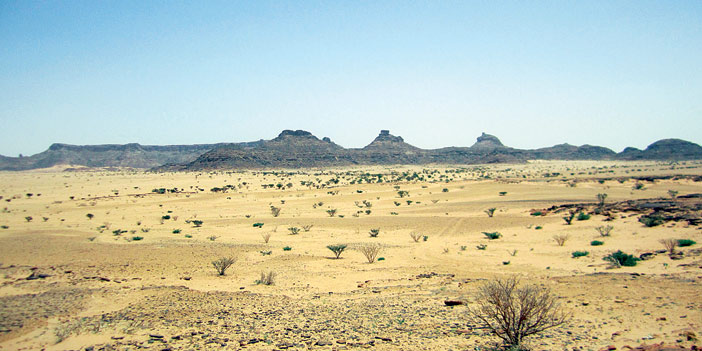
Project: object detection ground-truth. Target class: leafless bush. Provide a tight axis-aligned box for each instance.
[596,225,613,237]
[659,238,677,255]
[256,271,276,285]
[467,276,570,348]
[212,257,236,276]
[553,234,569,246]
[358,243,382,263]
[302,224,313,232]
[261,233,271,243]
[270,206,281,217]
[410,231,422,242]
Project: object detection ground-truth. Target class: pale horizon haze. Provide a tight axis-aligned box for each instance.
[1,1,701,156]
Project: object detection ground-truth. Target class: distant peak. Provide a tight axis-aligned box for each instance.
[276,130,313,138]
[373,130,404,143]
[472,132,504,148]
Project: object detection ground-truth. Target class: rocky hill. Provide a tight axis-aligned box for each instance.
[0,143,224,171]
[2,130,701,171]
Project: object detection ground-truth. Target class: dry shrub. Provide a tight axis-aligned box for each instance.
[358,243,382,263]
[596,225,613,237]
[256,271,276,285]
[659,238,677,255]
[261,233,271,243]
[467,276,570,348]
[553,234,569,246]
[212,257,236,276]
[410,231,422,242]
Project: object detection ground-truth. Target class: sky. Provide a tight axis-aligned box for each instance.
[1,1,701,156]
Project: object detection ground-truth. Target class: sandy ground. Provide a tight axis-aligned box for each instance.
[0,160,700,350]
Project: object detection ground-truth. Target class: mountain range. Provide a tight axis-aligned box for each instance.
[1,130,700,171]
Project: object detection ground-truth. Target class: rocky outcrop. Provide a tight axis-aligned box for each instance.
[2,130,701,171]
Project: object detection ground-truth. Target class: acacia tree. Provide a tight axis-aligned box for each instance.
[468,276,570,348]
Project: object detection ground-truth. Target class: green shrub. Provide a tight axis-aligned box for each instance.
[260,250,272,256]
[172,229,181,234]
[253,222,264,228]
[283,246,292,251]
[161,215,171,220]
[563,212,575,225]
[327,244,348,259]
[571,251,589,258]
[191,220,203,227]
[131,236,144,241]
[499,191,507,196]
[476,244,487,250]
[639,215,664,227]
[422,235,428,241]
[530,211,543,216]
[677,239,696,247]
[603,250,639,267]
[184,234,192,238]
[576,212,590,221]
[369,228,380,237]
[590,240,604,246]
[535,226,543,230]
[483,232,502,240]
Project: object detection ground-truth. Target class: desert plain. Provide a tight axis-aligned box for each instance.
[0,160,701,351]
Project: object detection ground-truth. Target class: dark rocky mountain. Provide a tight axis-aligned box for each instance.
[2,130,701,171]
[0,143,225,171]
[617,139,702,160]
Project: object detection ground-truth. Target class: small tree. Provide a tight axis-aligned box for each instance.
[86,213,94,220]
[25,216,33,222]
[483,232,501,240]
[369,228,380,237]
[553,234,569,246]
[562,212,575,225]
[326,209,337,217]
[596,193,608,207]
[659,238,677,255]
[212,257,236,276]
[192,220,203,227]
[288,227,300,235]
[595,225,613,237]
[467,276,570,348]
[485,208,496,218]
[668,190,678,199]
[327,244,347,259]
[358,243,381,263]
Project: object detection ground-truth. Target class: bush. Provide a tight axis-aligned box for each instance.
[603,250,639,267]
[571,251,589,258]
[485,208,496,218]
[483,232,501,240]
[597,193,608,207]
[131,236,144,241]
[172,229,181,234]
[467,276,570,348]
[659,238,677,254]
[590,240,604,246]
[358,243,381,263]
[530,211,543,216]
[192,220,203,227]
[553,234,569,246]
[410,232,422,242]
[576,212,590,221]
[562,212,575,225]
[288,227,300,235]
[283,246,292,251]
[499,191,507,196]
[270,206,281,217]
[261,233,271,243]
[639,215,664,227]
[256,271,276,285]
[326,209,337,217]
[677,239,696,247]
[596,225,613,237]
[212,257,236,276]
[253,222,264,228]
[161,215,171,220]
[327,244,347,259]
[476,244,487,250]
[369,228,380,237]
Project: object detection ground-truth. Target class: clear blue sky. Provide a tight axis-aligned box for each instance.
[1,1,701,156]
